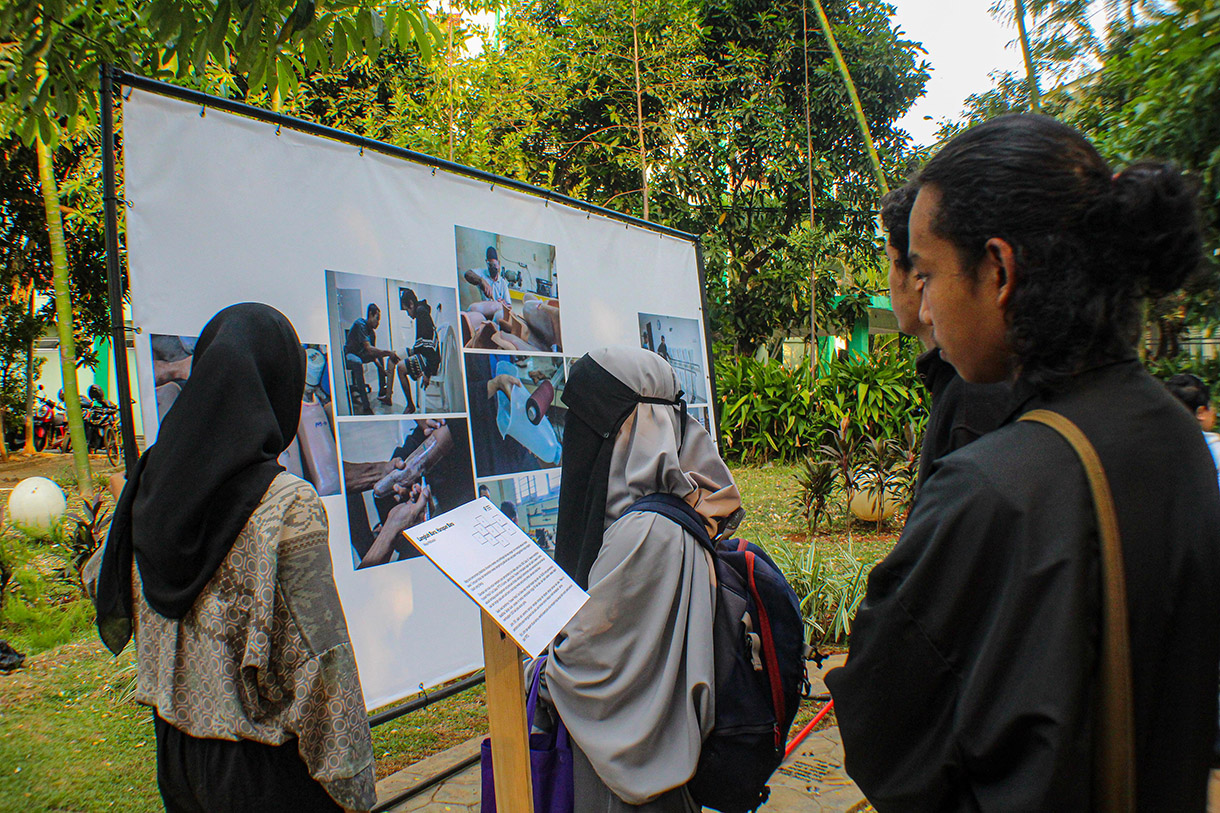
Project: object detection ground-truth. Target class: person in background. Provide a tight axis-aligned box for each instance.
[880,184,1009,495]
[545,346,742,811]
[827,115,1220,810]
[500,500,519,528]
[94,303,375,812]
[345,303,397,408]
[1165,373,1220,483]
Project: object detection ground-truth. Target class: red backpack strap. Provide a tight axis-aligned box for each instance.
[744,551,786,747]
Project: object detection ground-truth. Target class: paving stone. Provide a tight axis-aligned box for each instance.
[380,718,871,813]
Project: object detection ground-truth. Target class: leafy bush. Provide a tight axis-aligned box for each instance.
[0,493,112,655]
[1145,354,1220,395]
[717,339,928,464]
[716,354,825,462]
[774,541,873,646]
[791,458,837,534]
[0,529,94,654]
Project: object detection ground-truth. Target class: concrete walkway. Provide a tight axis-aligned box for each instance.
[375,656,872,813]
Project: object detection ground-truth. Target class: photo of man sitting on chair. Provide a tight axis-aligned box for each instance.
[328,269,466,417]
[344,302,398,414]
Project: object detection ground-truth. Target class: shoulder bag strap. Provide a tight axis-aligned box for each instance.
[1018,409,1135,812]
[623,493,716,554]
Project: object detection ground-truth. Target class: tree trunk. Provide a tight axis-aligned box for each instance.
[22,287,35,455]
[802,0,817,376]
[631,0,650,221]
[35,136,93,499]
[1014,0,1042,111]
[810,0,888,197]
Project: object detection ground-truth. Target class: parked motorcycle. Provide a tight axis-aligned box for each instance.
[32,395,70,453]
[83,385,122,465]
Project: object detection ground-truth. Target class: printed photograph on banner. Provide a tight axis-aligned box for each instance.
[150,334,341,496]
[638,313,708,405]
[325,270,465,418]
[477,471,561,559]
[463,352,567,478]
[455,225,562,353]
[337,417,475,570]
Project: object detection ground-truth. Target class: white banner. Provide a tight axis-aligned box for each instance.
[121,86,714,709]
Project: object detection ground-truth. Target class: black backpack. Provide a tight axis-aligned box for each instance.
[625,494,807,813]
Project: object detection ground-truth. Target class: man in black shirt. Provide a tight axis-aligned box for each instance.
[881,186,1009,497]
[394,288,441,414]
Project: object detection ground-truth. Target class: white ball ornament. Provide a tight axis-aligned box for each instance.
[7,477,68,535]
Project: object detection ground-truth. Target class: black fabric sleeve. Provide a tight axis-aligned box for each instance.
[827,451,1098,811]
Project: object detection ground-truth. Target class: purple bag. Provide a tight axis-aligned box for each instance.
[480,655,574,813]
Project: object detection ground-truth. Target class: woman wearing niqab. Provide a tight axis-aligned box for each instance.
[548,346,743,811]
[94,303,375,812]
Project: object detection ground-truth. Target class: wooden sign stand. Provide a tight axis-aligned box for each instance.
[480,610,536,813]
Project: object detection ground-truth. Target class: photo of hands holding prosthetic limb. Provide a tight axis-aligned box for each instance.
[339,417,475,570]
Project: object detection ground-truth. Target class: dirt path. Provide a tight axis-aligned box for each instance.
[0,453,123,495]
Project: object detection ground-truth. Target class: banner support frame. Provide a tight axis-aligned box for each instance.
[109,69,697,244]
[694,238,721,434]
[101,62,140,472]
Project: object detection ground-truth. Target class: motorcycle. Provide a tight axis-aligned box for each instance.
[32,395,70,453]
[83,385,122,465]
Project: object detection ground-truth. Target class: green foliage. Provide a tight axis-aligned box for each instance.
[1145,353,1220,395]
[817,339,927,442]
[791,457,836,534]
[775,540,871,645]
[0,526,93,653]
[717,353,823,462]
[717,339,928,464]
[0,0,441,148]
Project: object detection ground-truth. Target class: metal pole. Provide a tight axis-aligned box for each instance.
[101,63,139,471]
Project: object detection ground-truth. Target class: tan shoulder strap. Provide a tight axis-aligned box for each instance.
[1018,409,1135,812]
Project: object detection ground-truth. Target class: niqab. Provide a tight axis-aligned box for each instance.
[96,303,305,654]
[555,348,740,588]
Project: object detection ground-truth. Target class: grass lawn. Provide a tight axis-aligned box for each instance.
[0,462,900,811]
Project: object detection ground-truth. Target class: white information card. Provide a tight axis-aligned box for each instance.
[404,498,589,658]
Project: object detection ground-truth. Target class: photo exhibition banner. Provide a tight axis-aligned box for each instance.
[121,87,715,709]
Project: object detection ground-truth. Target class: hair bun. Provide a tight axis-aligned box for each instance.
[1106,161,1203,296]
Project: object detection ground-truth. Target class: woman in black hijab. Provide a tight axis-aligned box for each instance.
[96,303,375,812]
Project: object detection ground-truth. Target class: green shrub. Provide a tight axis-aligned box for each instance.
[716,355,826,462]
[716,341,928,465]
[1145,354,1220,394]
[0,517,98,654]
[774,540,873,646]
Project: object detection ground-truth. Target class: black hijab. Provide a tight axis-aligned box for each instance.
[96,303,305,654]
[555,353,685,589]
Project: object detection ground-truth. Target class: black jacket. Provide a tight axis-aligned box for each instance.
[828,358,1220,811]
[914,348,1010,493]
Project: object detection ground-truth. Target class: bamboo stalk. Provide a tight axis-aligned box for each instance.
[810,0,888,196]
[1014,0,1042,111]
[35,134,93,497]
